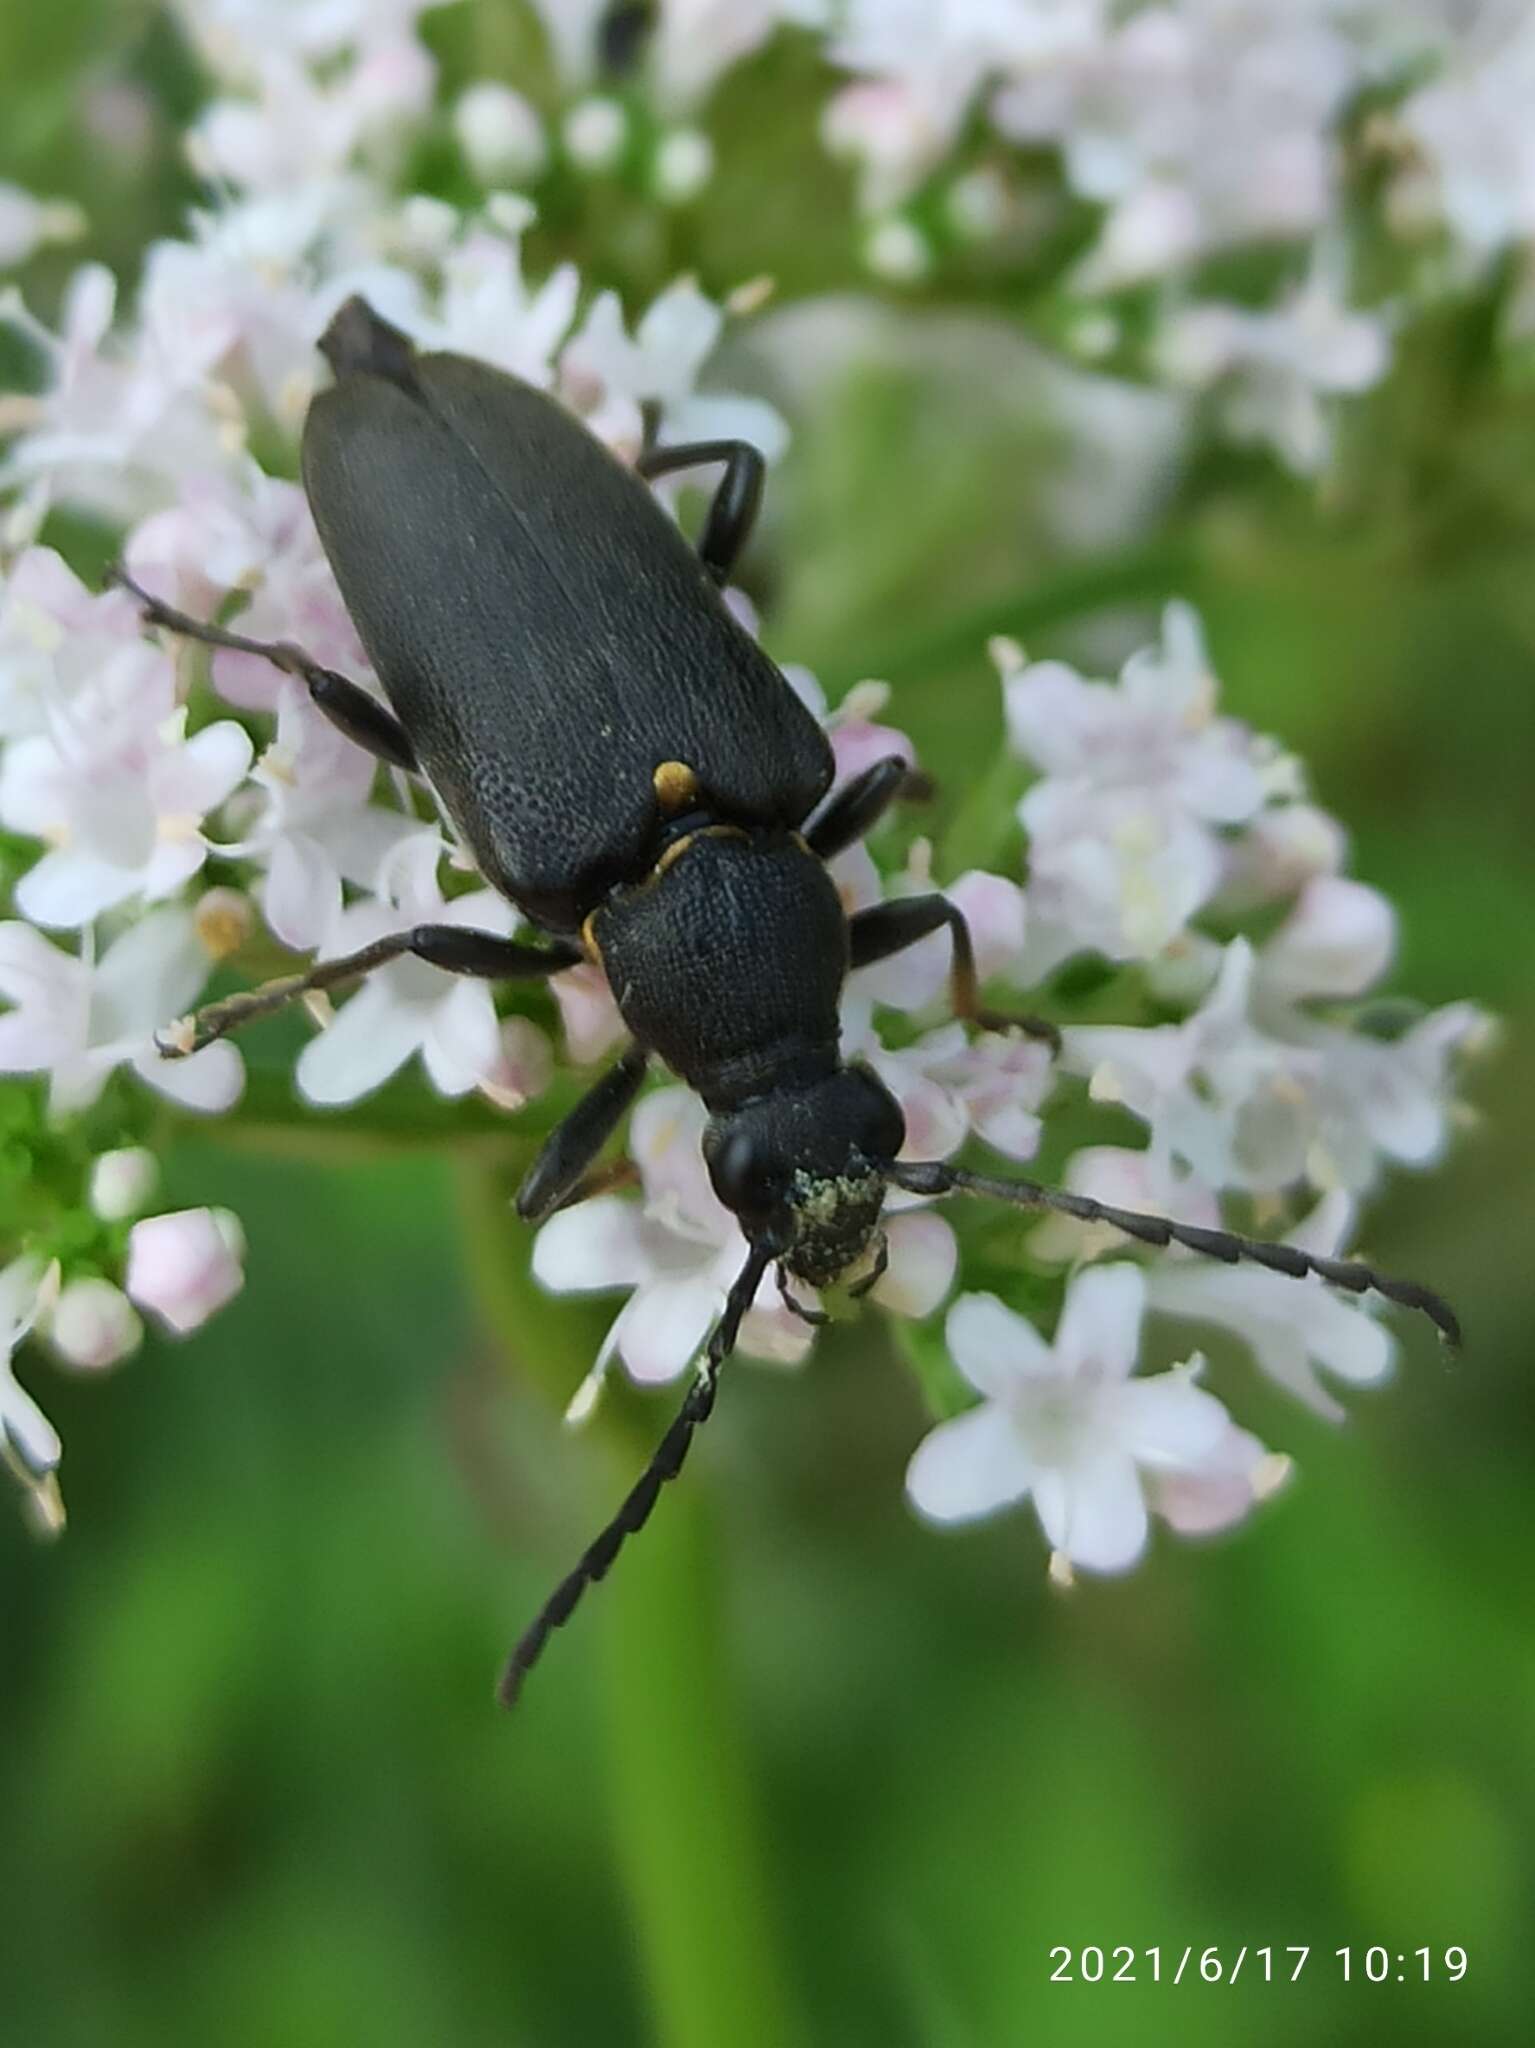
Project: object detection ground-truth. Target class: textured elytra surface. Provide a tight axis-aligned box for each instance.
[593,830,847,1106]
[301,350,833,932]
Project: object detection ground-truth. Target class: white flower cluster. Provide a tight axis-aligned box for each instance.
[537,602,1484,1577]
[0,0,1484,1594]
[0,0,787,1530]
[448,0,1535,473]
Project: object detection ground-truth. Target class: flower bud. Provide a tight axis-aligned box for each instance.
[89,1146,160,1222]
[653,129,714,205]
[48,1278,142,1372]
[563,96,628,174]
[454,83,547,185]
[125,1208,246,1336]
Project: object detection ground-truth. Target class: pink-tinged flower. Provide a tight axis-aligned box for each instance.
[244,691,416,949]
[295,830,517,1105]
[125,1208,246,1335]
[0,645,253,929]
[478,1014,555,1113]
[1,1256,63,1528]
[0,912,243,1116]
[533,1084,955,1402]
[1143,1190,1394,1423]
[1147,1421,1290,1537]
[1006,605,1275,970]
[125,470,372,711]
[906,1266,1233,1573]
[551,960,628,1067]
[0,264,231,519]
[0,544,143,741]
[47,1278,143,1372]
[561,278,787,462]
[188,39,435,194]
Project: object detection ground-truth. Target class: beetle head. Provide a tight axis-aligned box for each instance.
[703,1067,905,1286]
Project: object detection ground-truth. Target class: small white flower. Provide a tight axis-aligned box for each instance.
[534,1084,954,1399]
[1007,604,1272,970]
[0,911,243,1116]
[295,830,517,1105]
[126,1207,246,1335]
[0,182,85,269]
[48,1278,143,1372]
[561,278,787,463]
[0,649,253,929]
[1147,1421,1290,1537]
[1157,270,1392,473]
[906,1266,1233,1572]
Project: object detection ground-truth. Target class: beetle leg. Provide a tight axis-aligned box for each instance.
[515,1043,650,1222]
[636,438,765,584]
[158,927,582,1056]
[106,566,418,772]
[847,894,1060,1052]
[805,754,914,860]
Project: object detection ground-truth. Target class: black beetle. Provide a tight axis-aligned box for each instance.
[113,296,1458,1706]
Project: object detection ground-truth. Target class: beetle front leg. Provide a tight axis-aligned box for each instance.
[636,439,764,584]
[161,927,582,1056]
[516,1044,650,1221]
[107,566,418,772]
[847,895,1059,1050]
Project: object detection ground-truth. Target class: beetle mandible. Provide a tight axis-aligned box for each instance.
[113,297,1459,1707]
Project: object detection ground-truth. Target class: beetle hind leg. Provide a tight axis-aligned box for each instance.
[107,565,419,772]
[159,926,582,1057]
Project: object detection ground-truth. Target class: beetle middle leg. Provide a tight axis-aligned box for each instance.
[161,926,582,1056]
[107,566,418,772]
[848,895,1059,1050]
[636,439,764,584]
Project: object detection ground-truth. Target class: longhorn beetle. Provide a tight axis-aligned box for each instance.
[113,297,1460,1708]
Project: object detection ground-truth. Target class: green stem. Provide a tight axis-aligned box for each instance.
[455,1162,798,2048]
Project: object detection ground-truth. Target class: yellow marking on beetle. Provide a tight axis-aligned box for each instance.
[653,760,699,811]
[581,911,604,965]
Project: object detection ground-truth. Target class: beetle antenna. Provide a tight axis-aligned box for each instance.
[498,1240,772,1709]
[889,1160,1461,1348]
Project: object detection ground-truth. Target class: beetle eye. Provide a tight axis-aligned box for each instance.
[708,1127,781,1216]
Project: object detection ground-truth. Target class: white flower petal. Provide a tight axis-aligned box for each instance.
[615,1275,720,1385]
[532,1195,655,1295]
[906,1404,1035,1525]
[296,980,424,1104]
[1034,1453,1148,1573]
[873,1210,956,1319]
[944,1291,1050,1397]
[1052,1264,1145,1379]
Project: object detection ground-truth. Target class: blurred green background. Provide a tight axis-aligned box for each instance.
[3,6,1534,2045]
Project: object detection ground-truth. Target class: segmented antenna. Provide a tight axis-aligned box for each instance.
[498,1241,771,1709]
[889,1160,1460,1348]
